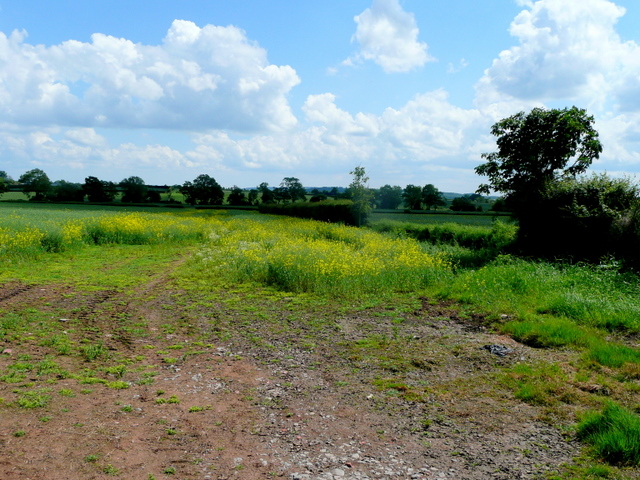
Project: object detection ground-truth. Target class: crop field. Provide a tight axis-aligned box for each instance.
[0,204,639,479]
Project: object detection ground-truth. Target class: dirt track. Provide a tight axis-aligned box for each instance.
[0,274,626,479]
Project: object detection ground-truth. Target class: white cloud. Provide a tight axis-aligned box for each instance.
[0,87,494,190]
[346,0,433,73]
[64,128,107,147]
[476,0,640,113]
[0,20,300,132]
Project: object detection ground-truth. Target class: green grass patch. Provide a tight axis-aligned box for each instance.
[16,389,51,408]
[577,403,640,466]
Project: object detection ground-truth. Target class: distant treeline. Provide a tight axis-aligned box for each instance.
[0,169,500,213]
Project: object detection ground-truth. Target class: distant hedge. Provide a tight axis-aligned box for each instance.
[258,200,358,225]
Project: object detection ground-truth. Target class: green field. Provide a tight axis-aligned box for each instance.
[371,210,509,227]
[1,203,639,477]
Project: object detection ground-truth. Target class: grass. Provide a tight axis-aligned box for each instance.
[578,403,640,466]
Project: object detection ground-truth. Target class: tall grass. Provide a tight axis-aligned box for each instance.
[370,219,517,268]
[191,216,452,297]
[578,403,640,466]
[439,256,640,335]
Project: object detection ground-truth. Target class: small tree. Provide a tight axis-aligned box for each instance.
[349,166,374,226]
[120,176,148,203]
[421,184,446,210]
[19,168,52,201]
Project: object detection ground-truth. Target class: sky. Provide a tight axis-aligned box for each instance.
[0,0,639,192]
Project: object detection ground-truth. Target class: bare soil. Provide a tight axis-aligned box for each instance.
[0,270,635,480]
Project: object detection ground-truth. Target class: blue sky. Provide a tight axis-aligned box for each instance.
[0,0,639,192]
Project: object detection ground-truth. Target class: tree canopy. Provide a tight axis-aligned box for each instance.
[120,176,149,203]
[227,186,248,206]
[475,106,602,213]
[83,176,117,202]
[375,185,403,210]
[180,174,224,205]
[476,106,606,254]
[19,168,52,201]
[421,184,446,210]
[279,177,306,203]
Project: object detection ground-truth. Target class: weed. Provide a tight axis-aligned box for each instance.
[120,405,133,412]
[59,388,75,397]
[102,365,127,378]
[81,343,106,361]
[13,430,26,437]
[163,466,176,474]
[103,464,120,475]
[106,381,129,389]
[17,389,51,409]
[188,405,209,412]
[84,454,100,463]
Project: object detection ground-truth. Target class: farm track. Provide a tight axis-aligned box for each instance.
[0,270,639,479]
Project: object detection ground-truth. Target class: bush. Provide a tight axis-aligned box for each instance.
[520,173,640,262]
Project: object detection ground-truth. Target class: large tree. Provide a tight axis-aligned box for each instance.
[279,177,306,203]
[120,176,149,203]
[83,176,117,202]
[180,174,224,205]
[227,186,248,206]
[402,184,423,210]
[476,107,602,213]
[375,184,403,210]
[258,182,275,204]
[475,106,603,247]
[19,168,52,201]
[421,184,446,210]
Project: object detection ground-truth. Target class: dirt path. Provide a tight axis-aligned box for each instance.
[0,270,630,480]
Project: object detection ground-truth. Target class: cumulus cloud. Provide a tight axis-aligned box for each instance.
[0,85,493,190]
[0,20,300,132]
[346,0,433,73]
[476,0,640,112]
